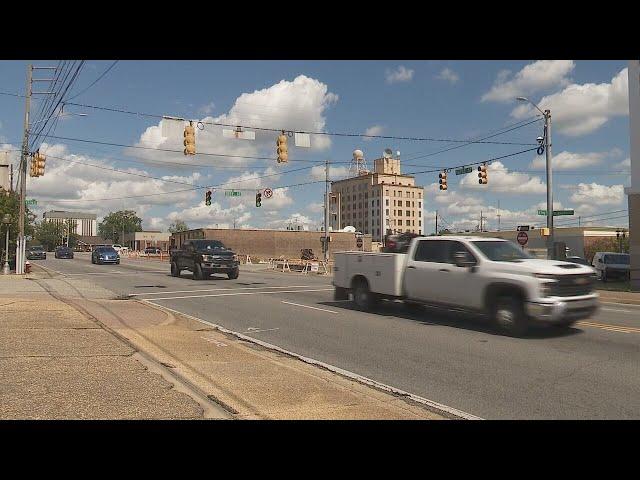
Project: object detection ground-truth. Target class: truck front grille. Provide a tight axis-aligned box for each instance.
[549,275,594,297]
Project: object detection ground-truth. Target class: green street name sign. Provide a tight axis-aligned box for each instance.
[225,190,241,197]
[538,209,574,216]
[25,199,37,206]
[455,166,473,175]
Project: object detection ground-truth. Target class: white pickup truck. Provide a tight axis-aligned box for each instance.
[333,236,599,336]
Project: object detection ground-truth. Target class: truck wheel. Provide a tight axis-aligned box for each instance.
[492,295,528,337]
[194,263,204,280]
[227,268,239,280]
[334,287,349,301]
[353,280,378,311]
[171,262,180,277]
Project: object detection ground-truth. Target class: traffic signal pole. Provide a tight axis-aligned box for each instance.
[544,110,554,260]
[324,158,329,263]
[17,64,32,275]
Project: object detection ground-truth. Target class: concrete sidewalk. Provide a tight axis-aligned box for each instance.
[0,275,227,420]
[1,270,446,420]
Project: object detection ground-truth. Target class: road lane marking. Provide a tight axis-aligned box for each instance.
[246,327,280,333]
[281,301,338,314]
[577,320,640,334]
[142,301,482,420]
[130,284,321,296]
[148,288,334,301]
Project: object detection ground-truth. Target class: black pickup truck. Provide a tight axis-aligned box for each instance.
[170,239,240,280]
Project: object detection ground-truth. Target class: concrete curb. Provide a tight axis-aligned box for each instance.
[142,300,483,420]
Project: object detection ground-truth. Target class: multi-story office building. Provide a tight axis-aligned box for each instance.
[329,152,424,242]
[43,210,97,236]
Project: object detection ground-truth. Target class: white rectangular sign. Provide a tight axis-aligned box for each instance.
[294,132,311,148]
[223,129,256,140]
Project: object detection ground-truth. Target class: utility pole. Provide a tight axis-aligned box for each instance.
[435,210,438,236]
[16,64,32,275]
[323,158,330,263]
[480,210,483,232]
[544,110,554,259]
[497,200,501,231]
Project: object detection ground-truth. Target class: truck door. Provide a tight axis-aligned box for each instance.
[438,241,482,308]
[404,239,450,304]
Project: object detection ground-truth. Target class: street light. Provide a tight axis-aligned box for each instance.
[2,214,11,275]
[517,96,554,259]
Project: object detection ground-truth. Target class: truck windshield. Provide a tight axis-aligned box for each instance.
[192,240,226,250]
[604,254,629,264]
[471,240,532,262]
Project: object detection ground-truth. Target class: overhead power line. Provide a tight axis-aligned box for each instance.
[65,61,119,101]
[59,100,537,146]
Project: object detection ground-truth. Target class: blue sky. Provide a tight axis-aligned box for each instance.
[0,60,631,233]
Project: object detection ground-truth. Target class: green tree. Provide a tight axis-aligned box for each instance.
[0,191,36,259]
[34,221,65,251]
[584,236,629,263]
[168,219,188,233]
[98,210,143,243]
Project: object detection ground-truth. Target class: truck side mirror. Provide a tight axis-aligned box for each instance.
[454,251,476,268]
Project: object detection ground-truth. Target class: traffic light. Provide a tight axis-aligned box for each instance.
[205,190,212,206]
[36,152,46,177]
[276,131,288,163]
[478,164,488,184]
[184,121,196,156]
[256,192,262,207]
[438,171,447,191]
[29,154,38,177]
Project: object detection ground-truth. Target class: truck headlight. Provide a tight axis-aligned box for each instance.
[202,255,214,262]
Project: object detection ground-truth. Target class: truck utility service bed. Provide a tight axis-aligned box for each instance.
[334,251,406,297]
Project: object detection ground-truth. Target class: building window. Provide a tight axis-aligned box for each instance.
[398,210,402,216]
[386,209,389,215]
[418,202,421,209]
[385,199,389,206]
[406,210,410,217]
[398,220,402,226]
[419,220,422,227]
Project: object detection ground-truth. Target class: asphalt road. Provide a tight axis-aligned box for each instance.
[38,253,640,419]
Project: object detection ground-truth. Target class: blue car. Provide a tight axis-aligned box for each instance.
[91,246,120,265]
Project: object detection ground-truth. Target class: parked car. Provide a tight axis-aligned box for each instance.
[91,246,120,265]
[144,247,161,255]
[592,252,630,282]
[54,246,74,259]
[565,256,591,266]
[383,232,422,253]
[26,245,46,260]
[333,236,599,336]
[170,239,239,280]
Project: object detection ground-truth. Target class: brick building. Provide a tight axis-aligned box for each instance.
[329,152,424,242]
[171,228,371,260]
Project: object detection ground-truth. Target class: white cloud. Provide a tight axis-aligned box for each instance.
[529,150,606,170]
[511,67,629,136]
[198,101,215,115]
[481,60,575,103]
[615,157,631,171]
[167,202,251,230]
[385,66,414,84]
[131,75,338,166]
[436,68,459,84]
[363,125,384,141]
[266,212,315,230]
[570,183,625,206]
[307,202,325,213]
[458,161,546,194]
[26,143,202,219]
[310,165,350,181]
